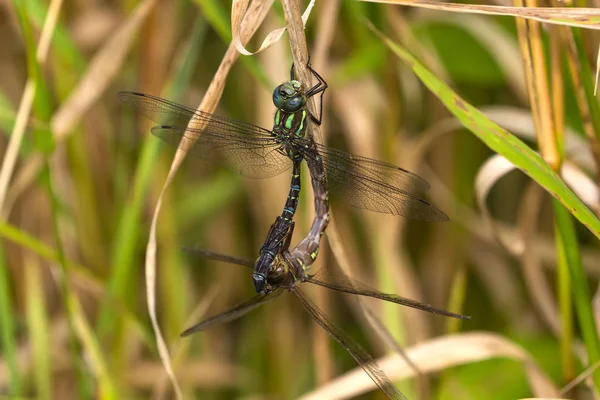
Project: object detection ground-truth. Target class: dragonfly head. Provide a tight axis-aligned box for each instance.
[253,253,291,293]
[253,251,275,293]
[273,80,306,112]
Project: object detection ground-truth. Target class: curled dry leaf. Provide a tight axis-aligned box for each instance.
[475,154,522,254]
[299,332,559,400]
[231,0,316,56]
[475,155,600,253]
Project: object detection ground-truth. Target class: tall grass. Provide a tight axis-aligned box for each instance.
[1,0,600,399]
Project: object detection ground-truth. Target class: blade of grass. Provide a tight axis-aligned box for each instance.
[42,161,117,399]
[361,0,600,30]
[299,332,559,399]
[517,0,591,389]
[553,199,600,390]
[24,254,52,400]
[3,0,156,219]
[0,243,21,395]
[0,220,155,348]
[0,0,61,395]
[370,23,600,240]
[556,221,575,383]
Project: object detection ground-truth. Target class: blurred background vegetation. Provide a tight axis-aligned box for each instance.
[1,0,600,399]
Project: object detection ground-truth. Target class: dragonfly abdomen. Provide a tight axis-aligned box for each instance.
[253,160,303,293]
[286,153,329,273]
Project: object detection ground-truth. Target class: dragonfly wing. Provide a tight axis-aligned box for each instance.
[119,91,291,179]
[181,289,282,337]
[181,247,254,269]
[118,91,199,125]
[292,287,408,400]
[299,142,448,221]
[307,267,470,320]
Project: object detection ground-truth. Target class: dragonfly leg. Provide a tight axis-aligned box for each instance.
[290,54,313,80]
[306,63,327,97]
[290,56,328,125]
[283,222,295,249]
[261,218,280,253]
[306,63,328,125]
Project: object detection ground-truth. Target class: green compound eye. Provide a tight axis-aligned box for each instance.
[272,81,305,111]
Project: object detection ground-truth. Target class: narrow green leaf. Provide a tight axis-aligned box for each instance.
[371,24,600,240]
[553,199,600,390]
[25,260,52,399]
[0,244,22,395]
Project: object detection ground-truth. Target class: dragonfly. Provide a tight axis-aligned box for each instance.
[119,60,447,292]
[184,219,470,400]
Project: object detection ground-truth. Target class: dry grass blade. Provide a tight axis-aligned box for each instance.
[299,332,559,400]
[361,0,600,30]
[0,0,63,212]
[595,43,600,96]
[50,0,155,138]
[231,0,315,56]
[143,4,275,399]
[0,82,36,212]
[559,359,600,395]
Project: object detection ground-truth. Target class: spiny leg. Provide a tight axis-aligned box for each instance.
[305,61,328,125]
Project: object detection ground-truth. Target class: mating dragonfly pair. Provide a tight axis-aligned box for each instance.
[120,60,470,400]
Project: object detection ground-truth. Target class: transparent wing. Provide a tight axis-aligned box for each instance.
[182,247,254,269]
[119,91,291,178]
[292,287,408,400]
[306,266,470,320]
[296,141,448,221]
[181,290,282,337]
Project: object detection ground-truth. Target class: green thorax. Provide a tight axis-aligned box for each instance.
[274,109,308,139]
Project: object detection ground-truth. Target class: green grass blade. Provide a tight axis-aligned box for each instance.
[0,220,155,346]
[371,24,600,240]
[0,243,22,395]
[42,162,117,399]
[553,199,600,390]
[25,258,52,399]
[555,210,575,383]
